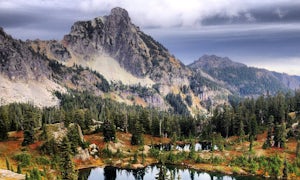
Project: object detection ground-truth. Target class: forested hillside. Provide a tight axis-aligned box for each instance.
[1,89,300,179]
[189,55,300,97]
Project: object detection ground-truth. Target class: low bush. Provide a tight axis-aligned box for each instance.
[14,153,31,168]
[35,156,50,165]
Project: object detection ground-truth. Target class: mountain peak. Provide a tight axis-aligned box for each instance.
[110,7,130,20]
[62,7,190,84]
[189,54,246,70]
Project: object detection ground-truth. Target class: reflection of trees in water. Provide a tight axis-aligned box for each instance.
[78,168,91,180]
[103,166,145,180]
[132,168,145,180]
[156,165,166,180]
[189,169,195,180]
[79,165,261,180]
[104,166,116,180]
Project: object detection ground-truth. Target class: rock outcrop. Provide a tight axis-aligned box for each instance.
[0,27,51,81]
[61,7,191,85]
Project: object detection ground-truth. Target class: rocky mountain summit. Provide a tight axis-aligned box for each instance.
[63,7,190,83]
[30,7,190,88]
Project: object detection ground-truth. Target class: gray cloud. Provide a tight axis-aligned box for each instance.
[1,0,300,40]
[202,4,300,25]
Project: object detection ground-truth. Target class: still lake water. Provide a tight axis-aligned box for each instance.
[78,165,263,180]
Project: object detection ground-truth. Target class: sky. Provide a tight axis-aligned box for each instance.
[1,0,300,75]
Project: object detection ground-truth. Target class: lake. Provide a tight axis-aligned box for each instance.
[78,165,263,180]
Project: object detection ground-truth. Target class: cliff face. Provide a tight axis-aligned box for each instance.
[59,7,191,85]
[0,27,51,81]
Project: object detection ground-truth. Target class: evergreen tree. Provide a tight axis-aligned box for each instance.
[131,120,144,145]
[0,106,9,128]
[151,115,160,137]
[67,124,83,153]
[102,119,116,142]
[64,110,73,127]
[84,109,93,129]
[22,108,36,146]
[171,132,177,145]
[6,157,10,170]
[0,118,8,141]
[29,168,42,180]
[139,109,151,134]
[283,157,288,179]
[280,122,287,148]
[249,114,258,139]
[17,164,22,174]
[274,122,287,148]
[296,140,300,158]
[238,120,245,142]
[223,105,232,138]
[60,137,77,180]
[263,115,274,149]
[249,135,254,152]
[74,109,85,129]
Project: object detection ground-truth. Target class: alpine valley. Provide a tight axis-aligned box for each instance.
[1,7,300,180]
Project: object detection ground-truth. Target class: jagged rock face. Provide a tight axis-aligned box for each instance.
[0,27,51,81]
[30,40,71,62]
[49,41,71,61]
[63,7,190,84]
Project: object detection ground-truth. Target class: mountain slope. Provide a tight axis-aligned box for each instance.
[189,55,300,97]
[30,7,191,89]
[0,27,64,106]
[0,13,199,113]
[27,7,202,114]
[0,27,112,107]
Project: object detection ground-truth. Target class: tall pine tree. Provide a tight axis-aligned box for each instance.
[263,115,274,149]
[60,137,77,180]
[102,119,116,142]
[131,118,144,145]
[0,118,8,141]
[22,108,36,146]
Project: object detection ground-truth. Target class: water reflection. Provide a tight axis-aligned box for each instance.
[78,165,262,180]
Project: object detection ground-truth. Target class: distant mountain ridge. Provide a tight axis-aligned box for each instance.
[189,55,246,70]
[189,55,300,97]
